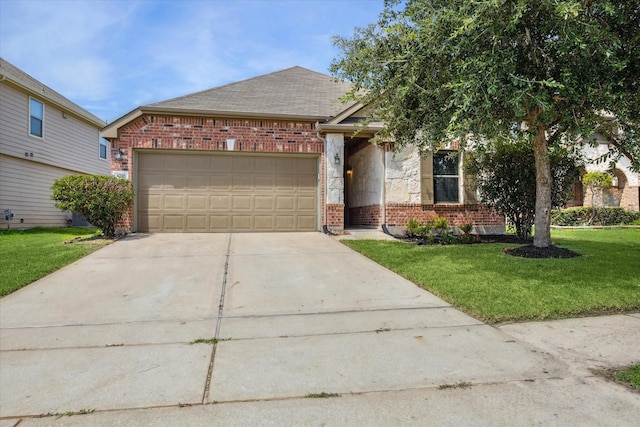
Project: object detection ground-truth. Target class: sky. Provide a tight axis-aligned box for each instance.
[0,0,385,124]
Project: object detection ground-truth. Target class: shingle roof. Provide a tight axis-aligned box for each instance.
[0,58,105,127]
[146,66,355,119]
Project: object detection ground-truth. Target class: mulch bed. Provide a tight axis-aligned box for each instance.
[502,245,581,259]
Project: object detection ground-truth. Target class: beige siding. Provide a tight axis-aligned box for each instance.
[0,83,109,175]
[0,154,76,227]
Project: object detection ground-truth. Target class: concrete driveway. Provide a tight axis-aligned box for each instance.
[1,232,638,426]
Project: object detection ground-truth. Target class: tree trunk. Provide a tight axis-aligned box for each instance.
[533,125,552,248]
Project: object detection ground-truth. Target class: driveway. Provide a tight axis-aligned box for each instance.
[1,233,638,426]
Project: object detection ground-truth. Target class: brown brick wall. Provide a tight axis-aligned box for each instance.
[385,203,504,228]
[326,204,345,229]
[349,205,383,227]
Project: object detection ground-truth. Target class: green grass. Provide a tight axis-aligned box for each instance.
[0,227,109,297]
[615,364,640,390]
[343,229,640,323]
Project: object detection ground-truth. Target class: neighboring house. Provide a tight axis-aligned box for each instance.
[575,137,639,211]
[0,58,108,228]
[102,66,504,234]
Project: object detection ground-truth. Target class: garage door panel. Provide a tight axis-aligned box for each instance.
[254,157,276,173]
[187,174,210,189]
[232,195,252,210]
[187,195,208,210]
[254,176,275,191]
[137,152,317,232]
[276,196,295,211]
[297,176,316,192]
[276,216,295,230]
[186,215,207,231]
[211,195,231,211]
[276,158,296,174]
[254,216,275,231]
[297,196,316,211]
[297,158,316,174]
[211,175,232,191]
[232,175,253,191]
[276,176,295,191]
[210,215,230,230]
[163,194,186,210]
[233,157,254,172]
[232,216,252,231]
[297,215,316,230]
[164,174,187,190]
[187,156,212,172]
[255,196,274,211]
[163,215,185,231]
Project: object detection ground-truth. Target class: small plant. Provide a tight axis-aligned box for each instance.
[305,392,341,398]
[459,223,474,235]
[432,216,449,233]
[406,218,433,238]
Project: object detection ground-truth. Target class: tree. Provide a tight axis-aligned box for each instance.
[582,171,613,224]
[51,175,133,237]
[465,139,582,239]
[331,0,640,248]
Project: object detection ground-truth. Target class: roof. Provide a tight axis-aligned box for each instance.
[146,66,354,119]
[0,58,106,128]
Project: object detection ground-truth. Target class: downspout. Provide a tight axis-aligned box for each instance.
[381,144,393,236]
[316,126,333,235]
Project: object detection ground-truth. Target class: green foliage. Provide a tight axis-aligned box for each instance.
[51,175,133,237]
[406,218,432,238]
[552,207,640,226]
[582,172,613,189]
[332,0,640,246]
[465,139,582,238]
[459,223,474,235]
[342,229,640,323]
[615,364,640,390]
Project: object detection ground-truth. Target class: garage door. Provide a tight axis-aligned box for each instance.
[137,152,318,232]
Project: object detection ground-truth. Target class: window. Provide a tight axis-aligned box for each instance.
[433,152,459,203]
[99,137,108,159]
[29,98,44,137]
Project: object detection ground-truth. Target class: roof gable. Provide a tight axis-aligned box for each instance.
[0,58,105,127]
[146,66,354,119]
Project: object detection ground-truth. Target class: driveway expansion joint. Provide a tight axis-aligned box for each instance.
[201,234,232,404]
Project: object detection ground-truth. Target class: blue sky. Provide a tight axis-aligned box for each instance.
[0,0,385,123]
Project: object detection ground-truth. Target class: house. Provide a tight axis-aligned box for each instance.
[102,66,504,234]
[0,58,109,228]
[576,138,639,210]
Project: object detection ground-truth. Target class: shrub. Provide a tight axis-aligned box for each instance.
[465,139,582,239]
[552,207,640,226]
[51,175,134,237]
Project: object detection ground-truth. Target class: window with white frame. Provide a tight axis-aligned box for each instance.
[29,98,44,137]
[99,137,108,159]
[433,151,459,203]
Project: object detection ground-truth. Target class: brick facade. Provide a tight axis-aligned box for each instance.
[326,204,345,228]
[348,205,382,227]
[385,203,504,228]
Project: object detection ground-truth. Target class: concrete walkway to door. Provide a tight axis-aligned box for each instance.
[0,233,638,426]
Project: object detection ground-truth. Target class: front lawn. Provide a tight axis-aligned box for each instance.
[0,227,111,296]
[343,229,639,323]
